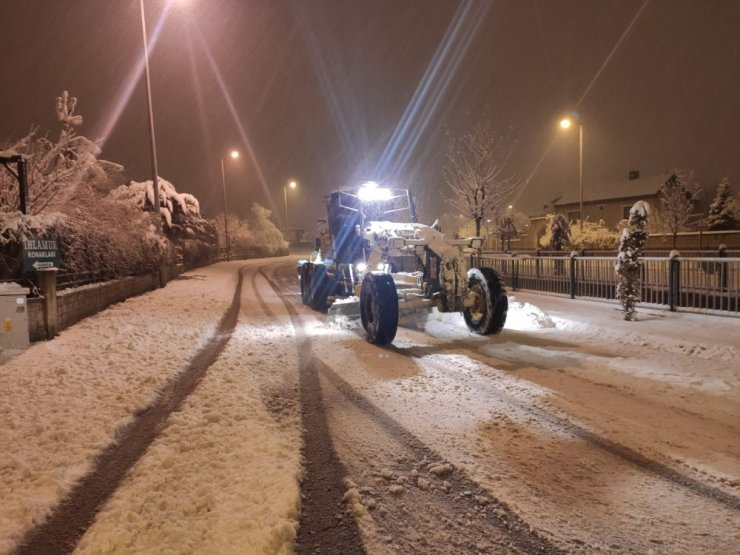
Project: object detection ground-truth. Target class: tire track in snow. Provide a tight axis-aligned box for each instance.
[254,265,365,554]
[261,263,560,554]
[16,266,246,555]
[393,345,740,514]
[316,358,561,554]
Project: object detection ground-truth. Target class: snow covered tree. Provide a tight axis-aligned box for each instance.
[657,170,702,247]
[443,119,519,237]
[615,201,649,321]
[0,91,122,215]
[706,178,739,231]
[246,203,288,256]
[110,177,202,230]
[212,213,254,251]
[538,214,570,251]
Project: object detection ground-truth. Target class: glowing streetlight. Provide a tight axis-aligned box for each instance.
[221,150,239,261]
[559,115,584,229]
[284,180,297,230]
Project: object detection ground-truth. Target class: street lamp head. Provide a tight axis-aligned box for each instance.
[230,150,239,159]
[559,117,572,129]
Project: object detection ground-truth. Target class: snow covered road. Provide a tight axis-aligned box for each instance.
[1,257,738,554]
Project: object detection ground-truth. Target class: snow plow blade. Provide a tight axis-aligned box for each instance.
[327,297,361,325]
[327,294,435,329]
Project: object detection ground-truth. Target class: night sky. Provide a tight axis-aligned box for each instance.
[2,0,739,230]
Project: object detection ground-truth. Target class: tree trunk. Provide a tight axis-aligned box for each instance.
[475,217,482,237]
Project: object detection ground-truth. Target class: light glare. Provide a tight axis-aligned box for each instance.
[560,118,572,129]
[230,150,239,159]
[358,186,393,201]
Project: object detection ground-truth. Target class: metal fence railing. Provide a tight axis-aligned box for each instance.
[56,271,111,290]
[474,254,739,316]
[495,249,740,258]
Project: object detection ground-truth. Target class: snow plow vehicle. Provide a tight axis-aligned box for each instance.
[298,181,508,345]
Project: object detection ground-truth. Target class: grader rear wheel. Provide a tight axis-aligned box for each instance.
[309,265,334,312]
[300,264,312,305]
[463,267,508,335]
[360,273,399,345]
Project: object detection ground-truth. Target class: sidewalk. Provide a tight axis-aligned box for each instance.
[0,262,301,554]
[511,291,740,361]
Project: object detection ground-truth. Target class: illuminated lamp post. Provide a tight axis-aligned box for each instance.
[284,180,297,230]
[138,0,161,228]
[221,149,239,261]
[560,115,584,230]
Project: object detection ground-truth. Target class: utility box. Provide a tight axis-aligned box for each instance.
[0,282,30,358]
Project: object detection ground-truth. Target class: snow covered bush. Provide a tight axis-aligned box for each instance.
[211,213,254,251]
[110,178,204,232]
[210,204,287,257]
[615,201,649,321]
[56,189,172,277]
[706,178,739,231]
[0,192,172,280]
[246,203,288,256]
[0,92,212,279]
[109,178,217,267]
[569,219,620,251]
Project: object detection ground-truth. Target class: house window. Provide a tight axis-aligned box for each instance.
[567,210,580,223]
[622,205,632,220]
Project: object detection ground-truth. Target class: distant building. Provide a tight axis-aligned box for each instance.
[548,171,672,228]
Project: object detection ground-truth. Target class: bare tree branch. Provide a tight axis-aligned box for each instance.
[443,119,519,237]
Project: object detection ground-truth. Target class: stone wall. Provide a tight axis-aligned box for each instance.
[29,273,160,341]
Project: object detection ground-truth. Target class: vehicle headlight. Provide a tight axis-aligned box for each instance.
[358,183,393,201]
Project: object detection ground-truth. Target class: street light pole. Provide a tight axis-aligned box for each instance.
[139,0,160,229]
[283,180,297,230]
[560,116,584,230]
[578,122,583,231]
[220,156,231,261]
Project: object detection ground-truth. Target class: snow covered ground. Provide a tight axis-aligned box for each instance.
[0,262,302,554]
[1,260,738,553]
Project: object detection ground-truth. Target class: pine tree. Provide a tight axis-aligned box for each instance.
[615,201,649,321]
[549,214,570,251]
[706,178,739,230]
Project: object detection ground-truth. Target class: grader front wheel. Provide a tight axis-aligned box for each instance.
[463,267,508,335]
[360,273,399,345]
